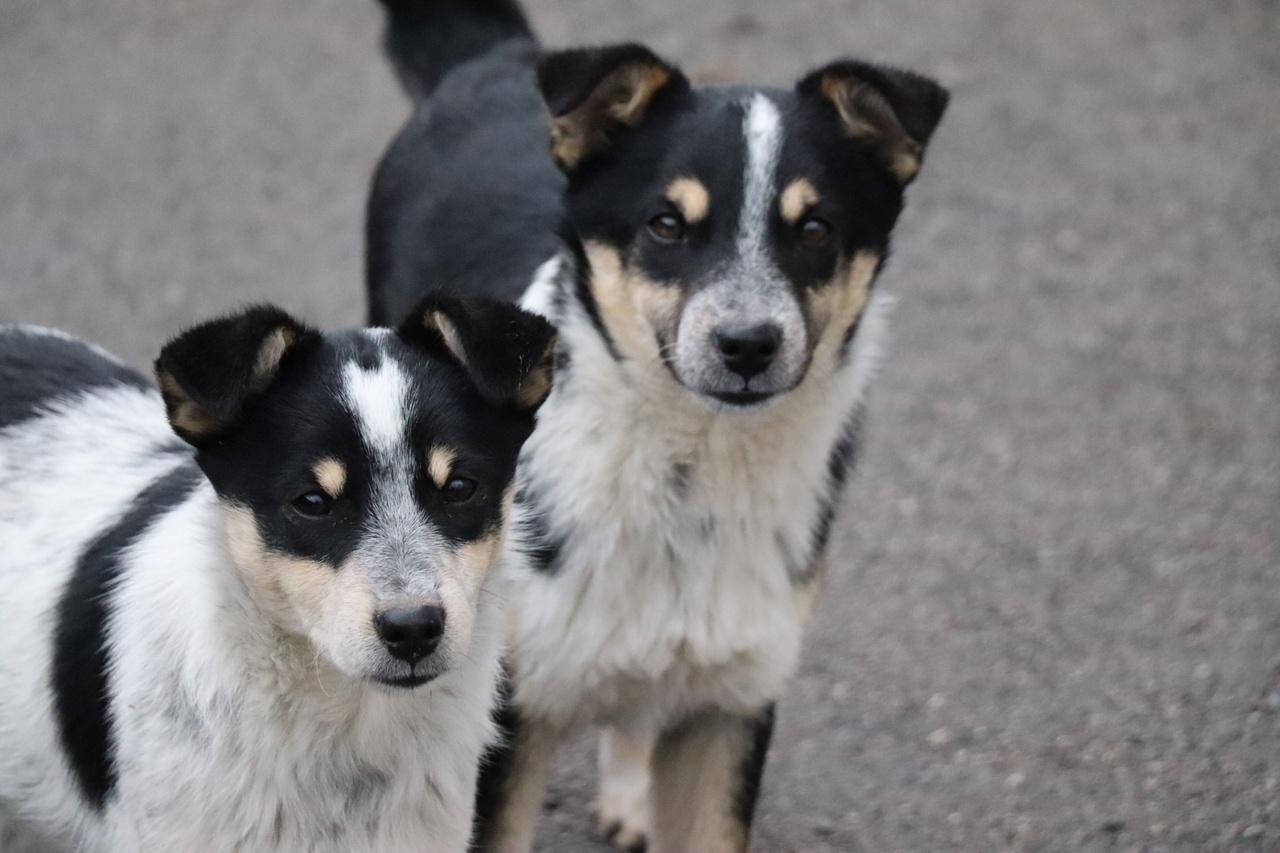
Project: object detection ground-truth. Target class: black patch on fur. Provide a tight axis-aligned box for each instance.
[669,461,693,499]
[553,341,572,377]
[807,403,865,576]
[562,231,623,362]
[732,703,776,833]
[516,486,564,575]
[0,327,151,430]
[473,673,523,850]
[53,462,204,810]
[836,314,863,365]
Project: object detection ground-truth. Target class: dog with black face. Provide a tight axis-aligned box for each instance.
[367,2,947,851]
[0,297,553,852]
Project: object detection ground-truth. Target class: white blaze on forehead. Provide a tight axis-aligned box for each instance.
[738,93,784,259]
[342,356,410,459]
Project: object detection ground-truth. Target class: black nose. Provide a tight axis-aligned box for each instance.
[713,323,782,380]
[374,605,445,664]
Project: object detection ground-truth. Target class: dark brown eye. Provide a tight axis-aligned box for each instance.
[647,213,686,243]
[291,491,332,518]
[442,477,478,503]
[798,217,833,246]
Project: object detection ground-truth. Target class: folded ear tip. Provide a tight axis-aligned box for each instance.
[536,42,684,119]
[152,303,312,446]
[801,58,949,150]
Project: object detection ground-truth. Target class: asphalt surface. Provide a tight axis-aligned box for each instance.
[1,1,1277,851]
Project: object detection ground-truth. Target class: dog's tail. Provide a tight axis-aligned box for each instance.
[376,0,536,100]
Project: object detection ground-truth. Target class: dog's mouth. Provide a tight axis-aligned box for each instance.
[374,672,439,689]
[707,389,775,407]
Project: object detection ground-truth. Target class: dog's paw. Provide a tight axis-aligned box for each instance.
[597,811,649,853]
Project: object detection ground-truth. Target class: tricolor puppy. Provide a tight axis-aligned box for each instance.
[367,2,948,851]
[0,297,554,852]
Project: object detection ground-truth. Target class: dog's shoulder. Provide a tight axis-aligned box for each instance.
[0,325,153,430]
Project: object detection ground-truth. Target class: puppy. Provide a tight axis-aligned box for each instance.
[0,296,554,853]
[367,2,948,851]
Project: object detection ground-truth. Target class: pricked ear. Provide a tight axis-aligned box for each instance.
[536,43,689,172]
[153,305,317,446]
[401,295,558,412]
[798,60,948,183]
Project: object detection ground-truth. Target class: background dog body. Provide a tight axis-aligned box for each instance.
[0,302,554,852]
[368,2,945,850]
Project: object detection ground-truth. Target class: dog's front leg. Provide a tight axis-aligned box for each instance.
[648,704,776,853]
[596,723,657,851]
[472,699,564,853]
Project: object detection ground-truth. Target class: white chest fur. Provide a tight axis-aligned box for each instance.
[511,269,890,730]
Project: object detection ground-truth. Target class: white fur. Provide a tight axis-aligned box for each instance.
[507,261,892,733]
[0,361,504,852]
[343,357,410,460]
[737,94,784,260]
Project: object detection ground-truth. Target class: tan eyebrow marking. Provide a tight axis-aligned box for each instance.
[780,178,821,224]
[665,177,711,224]
[428,446,457,489]
[312,458,347,498]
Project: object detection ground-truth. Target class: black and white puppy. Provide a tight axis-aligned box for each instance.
[367,2,947,851]
[0,297,554,852]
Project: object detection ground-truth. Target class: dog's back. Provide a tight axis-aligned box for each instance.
[366,0,563,325]
[0,326,193,848]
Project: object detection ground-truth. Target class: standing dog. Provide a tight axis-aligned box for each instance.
[367,2,948,850]
[0,296,554,852]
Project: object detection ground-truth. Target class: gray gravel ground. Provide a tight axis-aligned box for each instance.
[1,0,1277,851]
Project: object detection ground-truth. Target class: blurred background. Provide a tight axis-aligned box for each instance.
[1,0,1276,850]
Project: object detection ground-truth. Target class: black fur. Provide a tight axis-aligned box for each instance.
[365,39,563,326]
[731,704,777,833]
[398,293,555,408]
[514,485,564,575]
[534,43,678,119]
[796,60,950,149]
[378,0,534,101]
[561,230,621,362]
[535,44,690,173]
[472,673,523,851]
[154,305,320,446]
[0,328,151,430]
[808,402,866,574]
[52,462,204,810]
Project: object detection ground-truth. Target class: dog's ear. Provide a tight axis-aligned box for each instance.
[154,305,318,446]
[400,295,557,411]
[536,43,689,172]
[797,60,948,184]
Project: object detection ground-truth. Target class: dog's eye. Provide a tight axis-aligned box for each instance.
[798,217,833,246]
[647,213,686,243]
[291,491,332,518]
[441,477,478,503]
